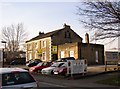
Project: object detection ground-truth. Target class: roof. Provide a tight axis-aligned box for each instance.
[0,68,28,74]
[26,24,82,43]
[26,28,63,42]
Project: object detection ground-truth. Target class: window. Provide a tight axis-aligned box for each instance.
[2,72,35,86]
[70,51,74,57]
[65,31,71,38]
[96,51,98,63]
[35,51,37,59]
[42,40,46,48]
[28,44,32,50]
[60,51,64,58]
[42,52,46,61]
[34,42,38,49]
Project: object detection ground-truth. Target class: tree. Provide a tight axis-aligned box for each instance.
[77,1,120,41]
[2,23,27,60]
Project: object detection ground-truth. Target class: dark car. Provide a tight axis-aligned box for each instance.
[29,62,52,73]
[10,58,26,65]
[26,59,42,67]
[118,60,120,66]
[57,57,75,62]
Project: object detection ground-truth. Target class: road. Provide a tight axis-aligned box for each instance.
[32,72,119,88]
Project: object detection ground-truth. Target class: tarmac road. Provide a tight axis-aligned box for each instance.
[4,64,120,88]
[32,71,119,88]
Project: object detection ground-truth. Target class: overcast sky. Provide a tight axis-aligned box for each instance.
[0,0,119,51]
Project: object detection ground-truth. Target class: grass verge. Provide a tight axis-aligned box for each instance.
[96,76,120,86]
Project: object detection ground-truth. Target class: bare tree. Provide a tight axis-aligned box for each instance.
[2,23,27,59]
[77,1,120,41]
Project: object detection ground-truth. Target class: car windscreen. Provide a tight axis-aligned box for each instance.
[51,63,64,67]
[2,72,35,86]
[51,63,60,67]
[60,63,67,67]
[36,62,43,66]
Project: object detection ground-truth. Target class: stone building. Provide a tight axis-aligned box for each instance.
[26,24,82,62]
[58,42,104,65]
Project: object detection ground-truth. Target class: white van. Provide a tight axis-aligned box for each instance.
[0,68,38,89]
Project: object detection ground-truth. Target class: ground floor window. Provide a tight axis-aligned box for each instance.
[70,51,74,57]
[42,52,46,61]
[29,52,32,60]
[60,51,64,58]
[96,51,98,63]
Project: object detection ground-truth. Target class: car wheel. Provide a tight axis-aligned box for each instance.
[51,70,54,74]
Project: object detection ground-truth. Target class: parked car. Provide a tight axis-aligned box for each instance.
[26,59,42,67]
[118,60,120,66]
[53,62,67,76]
[41,62,66,75]
[10,58,26,65]
[29,62,52,73]
[57,57,75,62]
[0,68,38,89]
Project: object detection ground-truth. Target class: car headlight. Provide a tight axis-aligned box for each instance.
[59,69,63,73]
[32,67,35,70]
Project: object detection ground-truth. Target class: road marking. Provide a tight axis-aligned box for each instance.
[40,81,67,87]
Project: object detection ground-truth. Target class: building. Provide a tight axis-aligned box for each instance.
[58,42,104,65]
[26,24,82,62]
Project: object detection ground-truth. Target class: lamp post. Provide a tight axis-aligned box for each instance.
[1,41,7,67]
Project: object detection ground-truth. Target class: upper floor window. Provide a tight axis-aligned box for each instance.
[65,31,71,38]
[42,40,46,48]
[34,42,38,49]
[27,44,32,50]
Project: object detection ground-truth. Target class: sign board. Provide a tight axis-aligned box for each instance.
[105,52,118,61]
[67,60,87,75]
[51,46,57,54]
[37,49,42,54]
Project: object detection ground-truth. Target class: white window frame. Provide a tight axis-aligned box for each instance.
[70,51,74,57]
[29,52,32,60]
[35,42,38,49]
[95,51,98,63]
[42,40,46,48]
[60,51,64,58]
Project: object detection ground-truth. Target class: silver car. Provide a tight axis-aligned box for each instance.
[0,68,38,89]
[41,62,66,75]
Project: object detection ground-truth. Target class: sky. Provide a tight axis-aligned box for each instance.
[0,0,119,51]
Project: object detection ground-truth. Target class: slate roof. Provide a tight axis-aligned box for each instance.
[26,24,82,43]
[26,28,63,42]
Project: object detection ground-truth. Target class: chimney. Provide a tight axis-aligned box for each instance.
[85,33,89,43]
[39,31,44,35]
[63,23,70,29]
